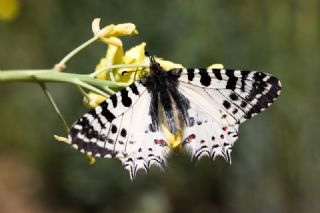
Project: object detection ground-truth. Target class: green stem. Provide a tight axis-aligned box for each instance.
[109,71,116,82]
[0,70,129,92]
[57,36,98,67]
[74,79,110,97]
[75,85,90,99]
[39,83,70,134]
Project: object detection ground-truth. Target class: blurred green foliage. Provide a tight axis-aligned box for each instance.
[0,0,320,212]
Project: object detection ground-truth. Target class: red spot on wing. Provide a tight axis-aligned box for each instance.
[220,134,224,139]
[187,134,196,141]
[223,127,227,131]
[154,139,165,145]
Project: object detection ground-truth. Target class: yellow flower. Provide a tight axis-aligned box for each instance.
[117,42,149,83]
[92,18,138,47]
[95,37,124,80]
[96,41,183,83]
[0,0,20,22]
[122,42,146,65]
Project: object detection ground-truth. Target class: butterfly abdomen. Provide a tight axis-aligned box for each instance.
[143,66,191,134]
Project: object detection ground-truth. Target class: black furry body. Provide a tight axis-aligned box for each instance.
[142,60,190,134]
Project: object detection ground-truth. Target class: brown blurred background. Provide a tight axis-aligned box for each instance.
[0,0,319,212]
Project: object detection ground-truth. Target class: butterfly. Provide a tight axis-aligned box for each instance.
[69,55,281,179]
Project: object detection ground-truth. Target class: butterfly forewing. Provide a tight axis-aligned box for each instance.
[70,81,170,179]
[176,68,281,124]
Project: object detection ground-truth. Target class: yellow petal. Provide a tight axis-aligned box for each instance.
[93,20,138,38]
[93,23,114,38]
[156,58,184,70]
[110,23,138,37]
[95,37,124,80]
[105,37,124,65]
[100,37,123,47]
[92,18,103,35]
[208,63,224,69]
[161,124,183,150]
[83,92,107,109]
[95,58,108,80]
[106,42,147,83]
[123,42,146,64]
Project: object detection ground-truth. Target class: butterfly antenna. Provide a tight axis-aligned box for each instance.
[121,68,145,76]
[145,51,157,66]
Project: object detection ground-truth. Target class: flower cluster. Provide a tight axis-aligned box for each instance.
[85,19,183,108]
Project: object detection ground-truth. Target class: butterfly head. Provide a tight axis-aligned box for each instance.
[145,51,165,76]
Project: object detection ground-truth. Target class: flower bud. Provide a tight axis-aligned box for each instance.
[92,18,138,40]
[109,23,138,37]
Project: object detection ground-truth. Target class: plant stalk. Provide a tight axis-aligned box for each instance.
[0,69,129,96]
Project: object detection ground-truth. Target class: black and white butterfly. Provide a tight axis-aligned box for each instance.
[69,55,281,179]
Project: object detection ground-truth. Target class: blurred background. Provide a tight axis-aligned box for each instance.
[0,0,319,212]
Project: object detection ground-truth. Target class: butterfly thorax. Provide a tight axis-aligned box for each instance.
[141,60,191,135]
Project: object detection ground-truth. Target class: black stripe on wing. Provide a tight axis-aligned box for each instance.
[69,113,116,157]
[176,68,281,123]
[69,81,145,158]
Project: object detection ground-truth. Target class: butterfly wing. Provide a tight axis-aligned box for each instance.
[176,68,281,125]
[69,81,170,179]
[181,101,239,162]
[174,68,281,160]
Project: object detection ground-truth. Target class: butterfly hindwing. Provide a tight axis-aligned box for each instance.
[120,92,170,179]
[70,81,170,179]
[182,101,239,162]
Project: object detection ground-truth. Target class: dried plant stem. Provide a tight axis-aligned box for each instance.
[39,83,70,134]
